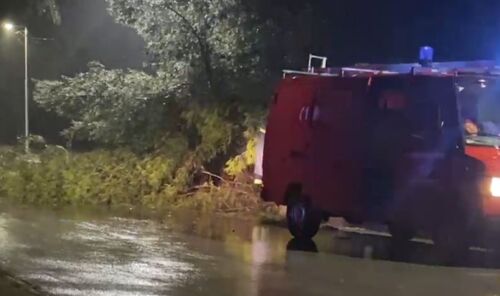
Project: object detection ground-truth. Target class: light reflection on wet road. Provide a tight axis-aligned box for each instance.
[0,206,499,296]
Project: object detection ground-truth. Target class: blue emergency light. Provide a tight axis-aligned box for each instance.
[419,46,434,66]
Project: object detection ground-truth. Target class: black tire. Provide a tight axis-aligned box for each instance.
[431,217,470,264]
[286,196,322,240]
[286,238,319,253]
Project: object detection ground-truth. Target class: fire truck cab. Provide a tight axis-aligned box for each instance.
[261,53,500,251]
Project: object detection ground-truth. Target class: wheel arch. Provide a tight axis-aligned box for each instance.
[283,182,303,205]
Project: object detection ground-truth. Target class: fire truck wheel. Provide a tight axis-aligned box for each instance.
[286,196,322,240]
[432,218,470,263]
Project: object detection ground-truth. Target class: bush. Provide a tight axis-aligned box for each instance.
[0,146,263,213]
[0,147,174,206]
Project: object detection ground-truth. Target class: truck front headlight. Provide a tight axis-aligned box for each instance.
[490,177,500,198]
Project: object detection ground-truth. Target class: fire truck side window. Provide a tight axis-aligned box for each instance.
[368,84,412,168]
[369,77,444,152]
[404,82,442,151]
[407,82,441,127]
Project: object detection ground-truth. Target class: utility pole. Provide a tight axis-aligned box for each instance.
[3,22,30,153]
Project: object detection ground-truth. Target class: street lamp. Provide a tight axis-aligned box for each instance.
[3,23,14,31]
[3,22,29,153]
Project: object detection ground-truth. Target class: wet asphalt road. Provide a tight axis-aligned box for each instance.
[0,206,500,296]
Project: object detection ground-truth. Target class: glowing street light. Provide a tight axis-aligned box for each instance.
[3,22,14,31]
[3,21,30,153]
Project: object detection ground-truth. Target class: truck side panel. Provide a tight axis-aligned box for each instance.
[262,78,315,204]
[307,78,369,219]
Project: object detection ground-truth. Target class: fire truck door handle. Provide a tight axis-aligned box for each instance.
[299,107,306,122]
[305,106,311,123]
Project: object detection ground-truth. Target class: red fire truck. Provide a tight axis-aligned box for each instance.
[261,51,500,251]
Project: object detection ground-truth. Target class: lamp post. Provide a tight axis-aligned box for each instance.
[3,22,29,153]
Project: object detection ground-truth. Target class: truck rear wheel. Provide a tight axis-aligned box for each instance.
[431,211,471,263]
[286,196,322,240]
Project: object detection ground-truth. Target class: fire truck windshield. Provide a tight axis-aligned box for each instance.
[457,77,500,147]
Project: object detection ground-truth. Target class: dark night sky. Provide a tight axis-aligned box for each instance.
[0,0,500,142]
[0,0,497,81]
[0,0,499,83]
[307,0,500,64]
[0,0,499,89]
[0,0,146,77]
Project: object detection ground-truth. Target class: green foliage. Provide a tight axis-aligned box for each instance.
[107,0,266,99]
[31,0,274,200]
[34,62,186,152]
[34,0,61,25]
[0,147,181,207]
[32,0,270,163]
[224,133,257,177]
[0,147,262,213]
[182,106,236,162]
[33,62,245,175]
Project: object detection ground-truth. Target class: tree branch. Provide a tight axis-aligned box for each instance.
[163,3,215,92]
